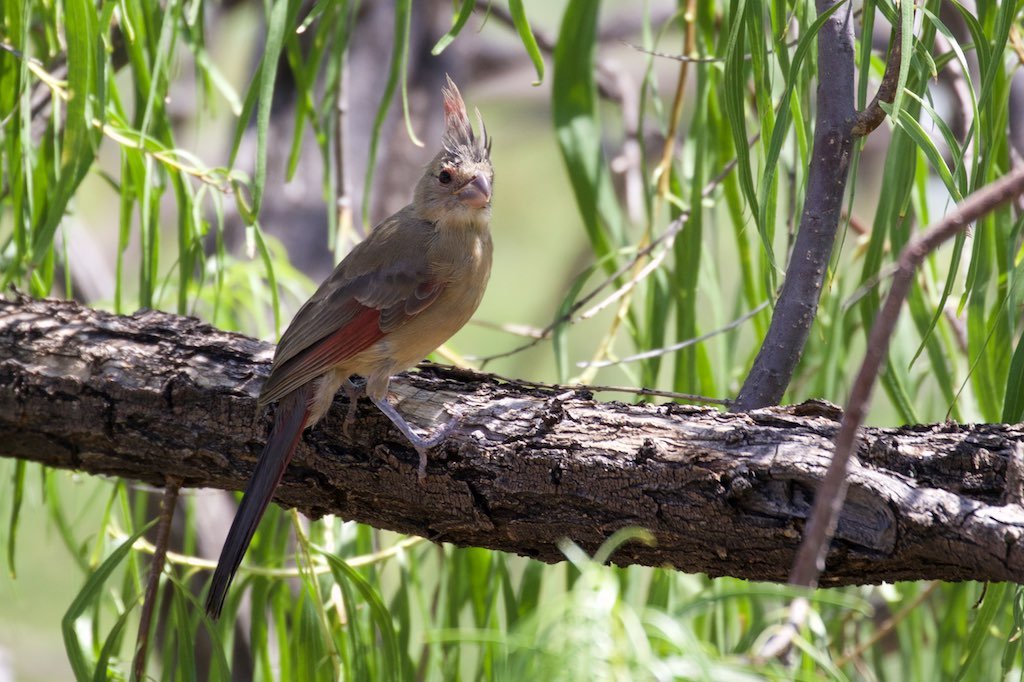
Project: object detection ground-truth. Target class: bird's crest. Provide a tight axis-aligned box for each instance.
[442,75,490,161]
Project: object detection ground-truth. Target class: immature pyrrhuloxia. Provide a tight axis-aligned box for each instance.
[206,77,493,619]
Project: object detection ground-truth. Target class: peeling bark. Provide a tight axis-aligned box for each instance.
[1,296,1022,585]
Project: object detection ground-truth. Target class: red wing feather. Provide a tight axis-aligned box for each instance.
[259,306,385,406]
[296,305,384,371]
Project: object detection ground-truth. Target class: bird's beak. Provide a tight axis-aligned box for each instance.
[455,174,491,209]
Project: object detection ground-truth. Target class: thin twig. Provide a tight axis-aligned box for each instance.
[791,165,1024,586]
[833,582,940,668]
[333,45,357,252]
[419,362,730,405]
[114,527,423,574]
[577,248,669,322]
[477,139,756,366]
[851,18,903,136]
[579,301,770,368]
[756,166,1024,660]
[624,37,802,64]
[133,478,182,681]
[475,213,688,365]
[626,42,726,64]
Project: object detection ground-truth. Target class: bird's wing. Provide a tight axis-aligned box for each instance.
[258,212,445,406]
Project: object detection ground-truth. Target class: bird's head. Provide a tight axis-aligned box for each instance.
[414,76,493,228]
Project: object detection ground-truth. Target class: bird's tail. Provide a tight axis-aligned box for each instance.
[205,383,312,619]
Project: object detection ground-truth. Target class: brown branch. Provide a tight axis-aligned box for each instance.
[2,296,1023,586]
[757,161,1024,662]
[733,0,859,411]
[789,163,1024,589]
[851,18,903,137]
[133,479,181,681]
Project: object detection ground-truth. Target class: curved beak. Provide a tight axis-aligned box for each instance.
[455,174,491,209]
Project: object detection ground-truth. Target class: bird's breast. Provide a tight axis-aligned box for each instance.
[349,229,492,379]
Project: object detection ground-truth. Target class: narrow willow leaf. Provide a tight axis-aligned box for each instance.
[1002,330,1024,422]
[675,91,704,393]
[323,551,402,682]
[62,523,153,681]
[1000,586,1024,678]
[249,0,303,222]
[229,62,263,170]
[884,103,963,203]
[431,0,475,56]
[90,597,137,682]
[6,460,24,577]
[887,0,913,120]
[722,0,760,232]
[31,0,102,263]
[955,583,1009,682]
[252,224,282,335]
[362,0,410,226]
[398,0,423,148]
[552,0,624,267]
[508,0,545,85]
[857,0,876,109]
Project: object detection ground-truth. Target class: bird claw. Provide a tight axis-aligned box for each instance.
[370,396,465,481]
[341,379,364,439]
[412,409,464,481]
[342,402,359,439]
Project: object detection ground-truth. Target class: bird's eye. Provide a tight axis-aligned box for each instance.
[438,170,453,185]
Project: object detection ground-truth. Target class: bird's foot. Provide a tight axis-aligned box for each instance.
[370,396,463,481]
[409,411,463,481]
[341,379,364,438]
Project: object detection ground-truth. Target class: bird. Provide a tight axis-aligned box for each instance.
[205,76,493,619]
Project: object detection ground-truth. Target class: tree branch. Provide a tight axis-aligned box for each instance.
[851,18,903,137]
[734,1,897,410]
[789,163,1024,589]
[1,296,1023,585]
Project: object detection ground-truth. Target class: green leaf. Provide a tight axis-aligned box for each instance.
[888,0,913,121]
[508,0,545,85]
[955,583,1010,682]
[362,0,411,227]
[62,522,153,681]
[31,0,103,263]
[6,460,24,577]
[247,0,303,223]
[322,550,402,682]
[552,0,624,267]
[1002,330,1024,422]
[90,597,137,682]
[722,0,759,232]
[431,0,475,56]
[884,102,963,203]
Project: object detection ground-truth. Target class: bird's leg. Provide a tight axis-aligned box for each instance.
[341,378,364,438]
[370,396,461,480]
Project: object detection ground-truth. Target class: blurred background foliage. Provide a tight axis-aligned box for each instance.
[2,0,1024,679]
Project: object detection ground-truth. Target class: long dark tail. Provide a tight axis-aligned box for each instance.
[205,383,312,619]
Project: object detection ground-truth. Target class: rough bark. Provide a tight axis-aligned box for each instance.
[2,296,1023,585]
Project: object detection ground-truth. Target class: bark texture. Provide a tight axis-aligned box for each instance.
[2,296,1023,585]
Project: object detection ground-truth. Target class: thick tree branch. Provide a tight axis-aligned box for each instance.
[735,2,901,410]
[790,163,1024,588]
[1,296,1023,585]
